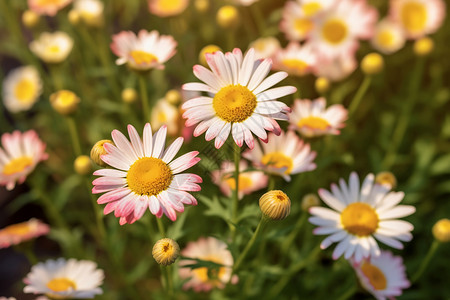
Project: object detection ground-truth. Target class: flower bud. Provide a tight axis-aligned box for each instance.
[315,77,330,94]
[301,193,320,211]
[68,10,81,25]
[432,218,450,243]
[74,155,92,175]
[361,53,384,75]
[216,5,239,29]
[90,139,113,167]
[121,88,138,103]
[50,90,80,115]
[165,89,182,105]
[152,238,180,266]
[22,10,40,28]
[375,171,397,189]
[414,37,434,57]
[195,0,209,12]
[199,45,221,66]
[259,190,291,220]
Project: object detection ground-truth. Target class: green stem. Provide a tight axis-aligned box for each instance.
[166,265,174,297]
[249,4,265,36]
[231,143,241,239]
[281,212,307,255]
[96,29,121,98]
[66,117,82,156]
[336,284,358,300]
[34,188,67,230]
[85,178,106,241]
[348,75,372,117]
[267,175,275,191]
[412,239,440,283]
[49,64,64,90]
[139,74,151,123]
[15,243,38,264]
[267,246,321,298]
[232,216,268,275]
[156,217,166,238]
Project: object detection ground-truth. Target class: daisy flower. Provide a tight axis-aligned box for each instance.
[110,30,177,71]
[309,172,416,263]
[0,130,48,191]
[29,32,74,64]
[211,160,268,199]
[28,0,72,16]
[273,42,317,76]
[182,48,296,149]
[150,98,180,137]
[73,0,104,27]
[314,53,357,82]
[280,0,333,41]
[92,123,201,224]
[249,36,281,60]
[289,98,348,137]
[179,237,238,292]
[0,219,49,248]
[308,0,378,59]
[232,0,259,6]
[23,258,104,299]
[242,130,316,181]
[351,250,411,300]
[371,18,406,54]
[389,0,446,39]
[2,66,42,113]
[148,0,189,17]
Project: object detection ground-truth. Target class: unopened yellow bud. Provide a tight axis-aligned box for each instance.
[375,171,397,189]
[414,37,434,57]
[259,190,291,220]
[216,5,239,29]
[152,238,180,266]
[165,89,181,105]
[195,0,209,12]
[432,219,450,243]
[315,77,330,94]
[90,139,113,167]
[361,53,384,75]
[22,10,40,28]
[68,10,81,25]
[74,155,92,175]
[121,88,138,103]
[301,193,320,211]
[50,90,80,115]
[199,45,222,66]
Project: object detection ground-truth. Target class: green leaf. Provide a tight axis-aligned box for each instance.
[430,153,450,175]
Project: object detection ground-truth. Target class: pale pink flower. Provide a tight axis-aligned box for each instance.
[148,0,189,17]
[0,219,49,248]
[28,0,72,16]
[273,42,317,76]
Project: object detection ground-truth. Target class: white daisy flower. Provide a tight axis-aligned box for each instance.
[309,172,416,262]
[288,97,347,137]
[371,18,406,54]
[147,0,189,17]
[150,98,180,137]
[23,258,104,299]
[110,30,177,71]
[249,36,281,60]
[242,130,316,182]
[232,0,260,6]
[308,0,378,59]
[92,123,202,224]
[389,0,446,39]
[29,31,74,63]
[314,53,357,82]
[73,0,104,27]
[0,130,48,191]
[182,48,296,149]
[2,66,42,113]
[351,250,411,300]
[28,0,72,16]
[273,42,317,77]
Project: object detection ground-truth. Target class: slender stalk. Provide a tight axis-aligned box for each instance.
[231,143,241,239]
[412,239,440,283]
[281,212,307,255]
[232,216,268,275]
[49,64,64,90]
[85,179,106,240]
[156,217,166,238]
[139,74,151,123]
[66,117,82,156]
[15,243,38,265]
[166,265,174,297]
[267,175,275,191]
[249,4,265,36]
[348,75,372,117]
[336,284,358,300]
[34,187,67,230]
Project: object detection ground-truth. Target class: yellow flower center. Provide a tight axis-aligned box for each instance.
[56,90,77,106]
[14,79,36,103]
[297,116,330,131]
[261,152,293,174]
[341,202,379,236]
[47,45,60,54]
[224,174,253,191]
[303,2,321,17]
[401,1,427,32]
[157,111,168,122]
[157,0,183,11]
[322,19,348,44]
[127,157,173,196]
[213,84,257,123]
[37,0,64,5]
[281,59,309,75]
[0,223,32,236]
[376,30,395,48]
[46,278,77,292]
[361,263,387,290]
[2,156,33,176]
[193,255,226,283]
[295,18,314,35]
[130,50,158,65]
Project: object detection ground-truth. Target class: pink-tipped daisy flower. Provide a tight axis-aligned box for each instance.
[28,0,72,16]
[0,219,49,249]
